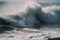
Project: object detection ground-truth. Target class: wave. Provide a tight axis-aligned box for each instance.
[0,1,60,28]
[42,5,60,24]
[0,1,41,28]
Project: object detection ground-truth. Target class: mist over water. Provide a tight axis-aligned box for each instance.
[0,1,60,28]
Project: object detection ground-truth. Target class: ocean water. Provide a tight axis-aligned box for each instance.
[0,1,60,40]
[0,1,60,28]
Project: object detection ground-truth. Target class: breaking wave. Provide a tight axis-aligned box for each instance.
[0,1,60,28]
[42,5,60,24]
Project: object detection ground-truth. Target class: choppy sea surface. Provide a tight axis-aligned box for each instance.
[0,1,60,40]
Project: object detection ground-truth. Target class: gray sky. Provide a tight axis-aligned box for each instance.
[37,0,60,3]
[0,0,60,3]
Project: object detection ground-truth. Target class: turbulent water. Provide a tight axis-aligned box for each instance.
[0,1,60,40]
[0,1,60,28]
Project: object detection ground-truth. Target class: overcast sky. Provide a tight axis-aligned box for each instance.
[37,0,60,3]
[0,0,60,3]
